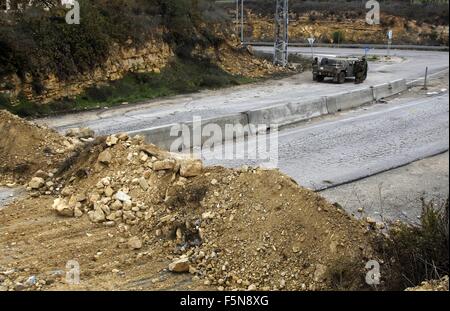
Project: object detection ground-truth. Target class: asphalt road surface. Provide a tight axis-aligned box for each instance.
[0,187,24,210]
[36,48,449,136]
[202,92,449,191]
[321,152,449,224]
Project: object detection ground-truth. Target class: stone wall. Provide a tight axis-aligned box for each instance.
[0,39,173,104]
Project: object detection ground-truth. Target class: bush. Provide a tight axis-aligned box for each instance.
[332,30,345,44]
[0,93,50,117]
[378,199,449,290]
[1,56,252,117]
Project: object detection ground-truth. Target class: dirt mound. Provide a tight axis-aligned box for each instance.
[209,42,290,78]
[0,110,68,184]
[0,133,379,291]
[406,276,449,291]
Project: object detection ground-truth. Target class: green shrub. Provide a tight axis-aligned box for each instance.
[332,30,345,44]
[0,57,254,117]
[378,199,449,290]
[0,93,50,117]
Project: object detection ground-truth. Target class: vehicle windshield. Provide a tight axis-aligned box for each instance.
[320,58,341,66]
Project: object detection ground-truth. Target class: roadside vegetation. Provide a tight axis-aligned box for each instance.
[0,57,255,117]
[0,0,228,84]
[378,199,449,290]
[1,0,262,117]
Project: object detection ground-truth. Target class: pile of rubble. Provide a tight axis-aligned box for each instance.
[406,276,449,291]
[0,110,94,185]
[50,133,203,226]
[41,132,380,291]
[0,111,63,185]
[0,266,64,292]
[0,112,386,291]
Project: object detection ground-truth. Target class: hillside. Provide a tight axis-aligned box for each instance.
[0,0,284,115]
[220,0,449,46]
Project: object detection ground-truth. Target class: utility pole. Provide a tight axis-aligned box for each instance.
[241,0,244,43]
[236,0,239,37]
[235,0,244,43]
[274,0,289,67]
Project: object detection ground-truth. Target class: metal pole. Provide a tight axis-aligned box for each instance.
[236,0,239,36]
[241,0,244,43]
[423,67,429,90]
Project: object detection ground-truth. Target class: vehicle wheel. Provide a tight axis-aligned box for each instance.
[317,75,324,82]
[313,74,317,81]
[337,72,346,84]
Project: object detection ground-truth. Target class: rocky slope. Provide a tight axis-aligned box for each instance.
[0,1,285,106]
[243,11,449,46]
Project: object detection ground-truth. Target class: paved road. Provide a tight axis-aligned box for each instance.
[36,48,449,136]
[321,152,449,224]
[202,92,449,191]
[0,187,24,210]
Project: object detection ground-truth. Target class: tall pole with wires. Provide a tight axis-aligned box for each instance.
[236,0,239,36]
[240,0,244,43]
[274,0,289,66]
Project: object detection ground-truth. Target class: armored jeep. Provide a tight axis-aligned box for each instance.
[312,57,368,84]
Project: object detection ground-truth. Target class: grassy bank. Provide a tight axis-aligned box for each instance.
[0,57,256,118]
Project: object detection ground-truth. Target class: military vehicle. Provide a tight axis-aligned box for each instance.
[312,57,368,84]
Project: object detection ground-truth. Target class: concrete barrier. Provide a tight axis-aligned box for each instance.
[246,97,328,133]
[325,87,375,114]
[128,124,176,151]
[127,113,249,151]
[372,79,407,100]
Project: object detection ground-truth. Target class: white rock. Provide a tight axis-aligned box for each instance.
[106,135,119,147]
[180,159,203,178]
[128,236,143,250]
[98,150,112,165]
[74,207,83,218]
[314,264,328,282]
[169,258,190,273]
[138,177,149,191]
[90,205,106,223]
[202,211,215,220]
[101,177,111,186]
[115,191,131,203]
[153,159,176,171]
[52,198,73,217]
[29,177,45,190]
[140,153,149,163]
